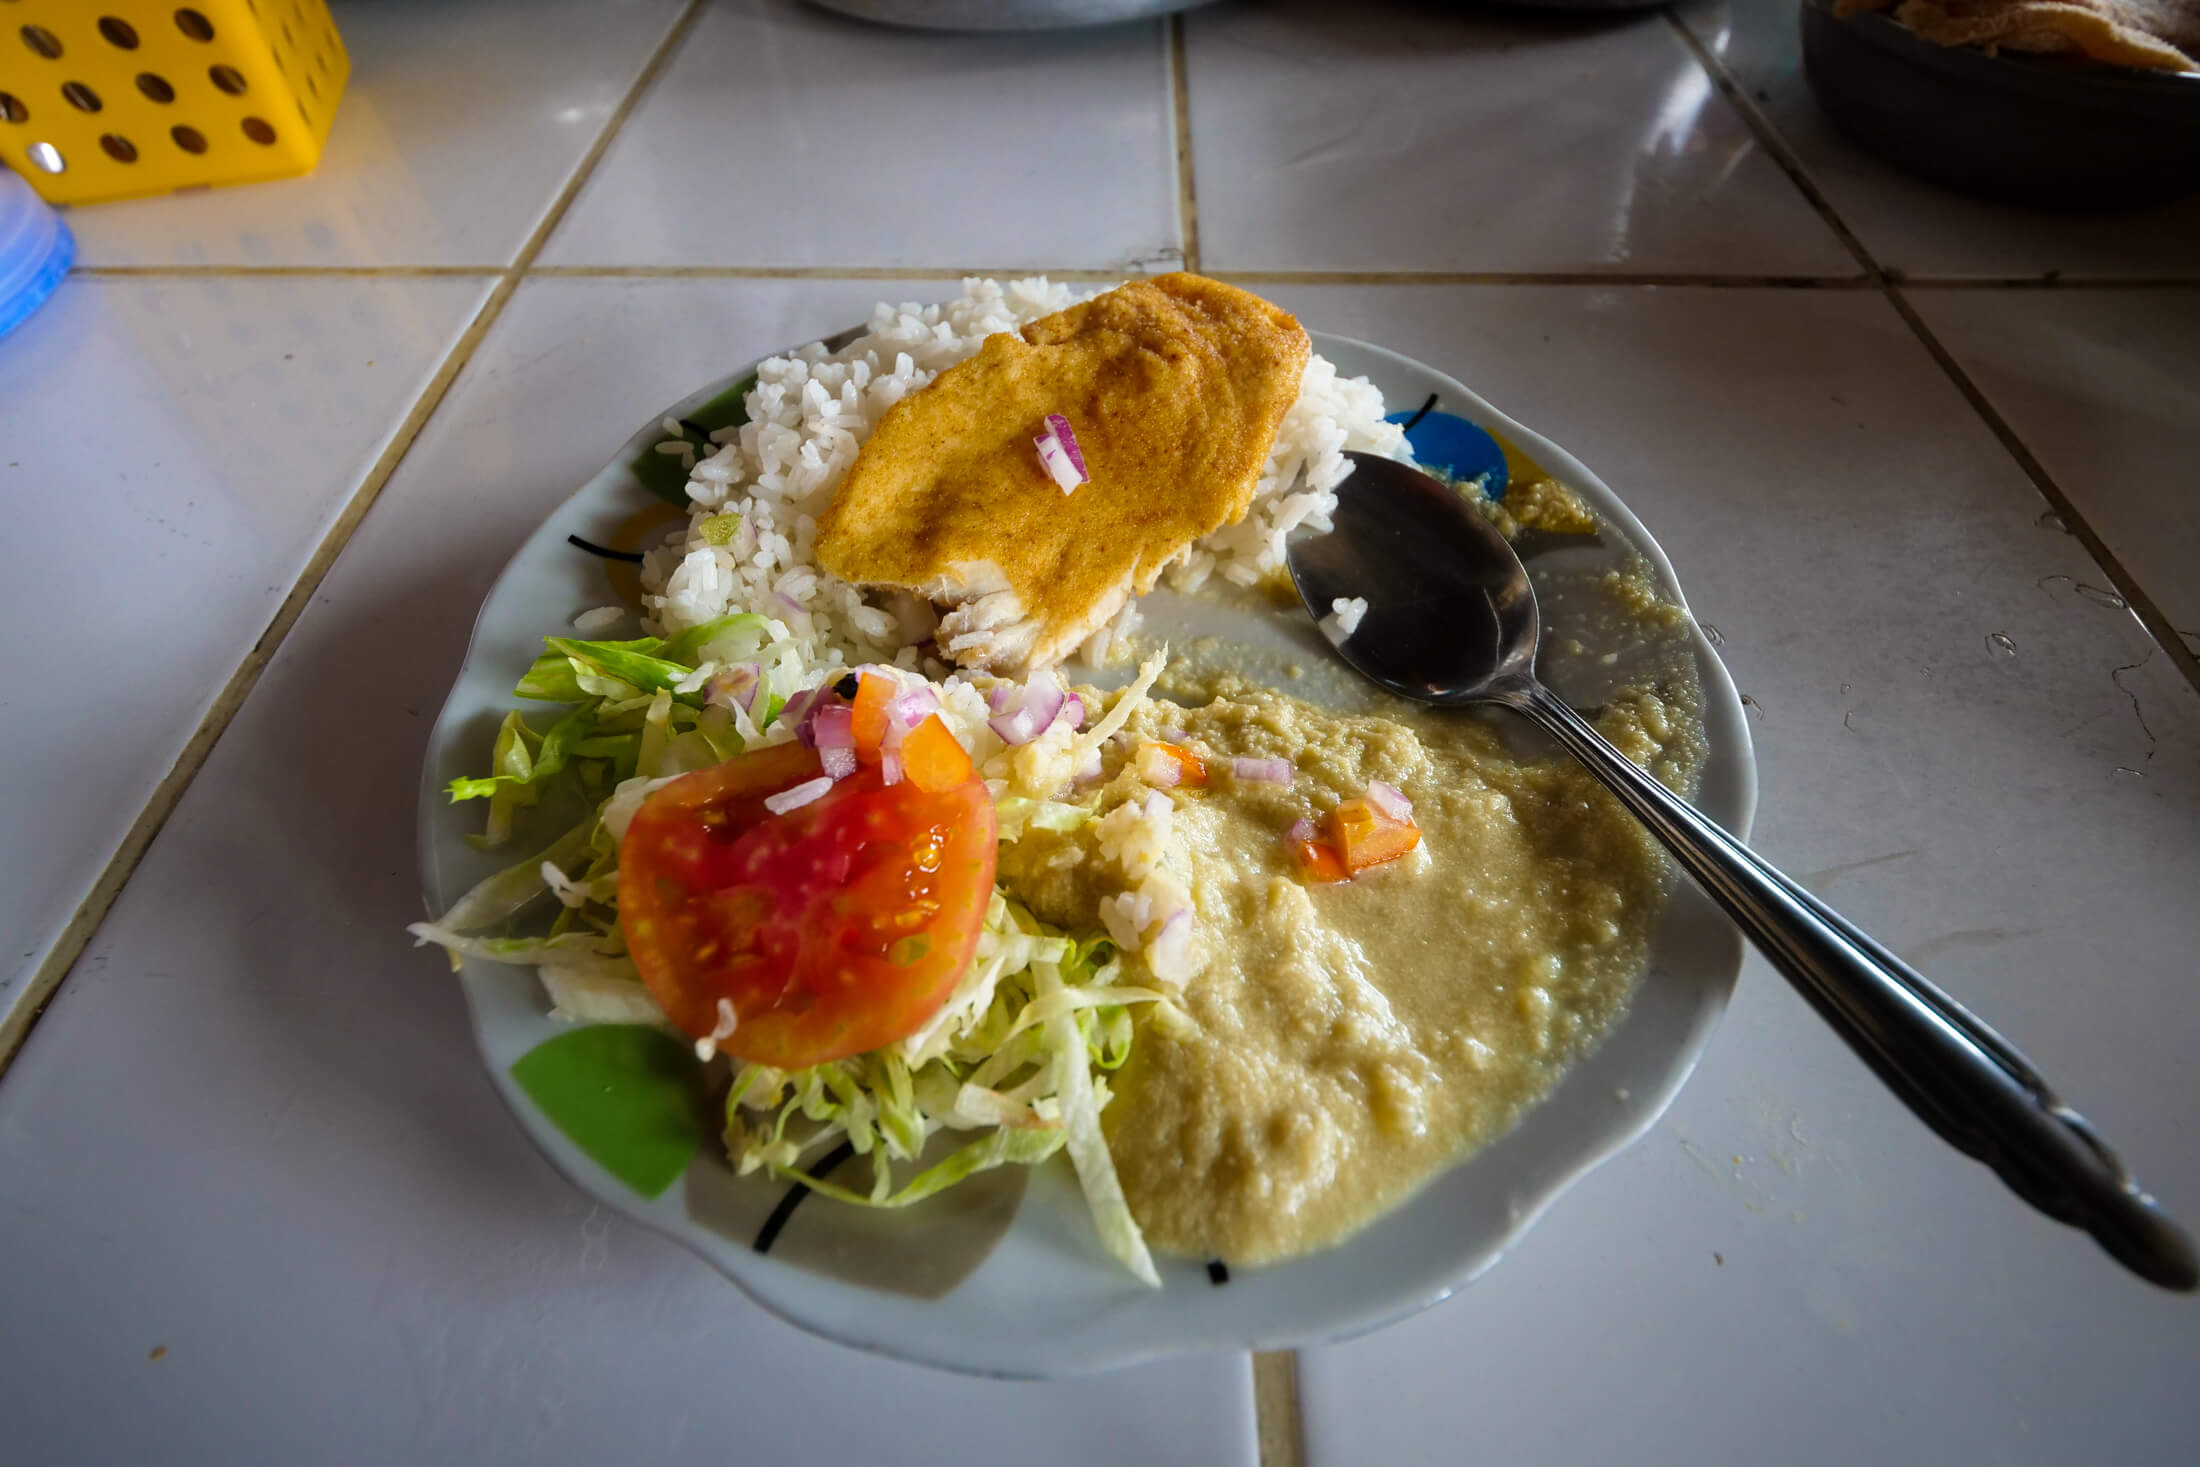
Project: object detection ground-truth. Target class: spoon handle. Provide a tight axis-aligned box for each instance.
[1501,677,2196,1292]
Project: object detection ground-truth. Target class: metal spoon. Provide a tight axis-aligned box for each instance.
[1287,450,2196,1292]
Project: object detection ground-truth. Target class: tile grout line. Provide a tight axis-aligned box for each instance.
[1666,12,2200,697]
[1881,289,2200,694]
[1662,14,1880,278]
[1254,1350,1306,1467]
[0,0,711,1080]
[1168,11,1201,273]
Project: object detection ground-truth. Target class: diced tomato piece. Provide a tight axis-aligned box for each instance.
[1291,836,1350,883]
[850,672,895,761]
[900,714,973,793]
[1139,740,1208,788]
[1326,797,1421,873]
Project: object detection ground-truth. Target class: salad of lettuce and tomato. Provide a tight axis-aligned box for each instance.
[414,612,1167,1285]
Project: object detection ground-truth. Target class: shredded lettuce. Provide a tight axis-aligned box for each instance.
[426,630,1175,1284]
[719,894,1161,1280]
[435,819,595,932]
[661,611,768,666]
[1038,955,1159,1285]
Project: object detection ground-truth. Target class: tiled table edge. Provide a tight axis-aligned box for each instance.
[9,7,2200,1465]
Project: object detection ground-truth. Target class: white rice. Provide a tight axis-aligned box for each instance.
[639,276,1403,670]
[1319,595,1368,642]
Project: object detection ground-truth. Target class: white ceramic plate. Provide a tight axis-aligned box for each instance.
[417,327,1755,1377]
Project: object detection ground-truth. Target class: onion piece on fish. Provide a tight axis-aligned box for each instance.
[1043,414,1088,477]
[1034,420,1087,494]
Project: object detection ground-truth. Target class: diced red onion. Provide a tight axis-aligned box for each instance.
[773,591,811,623]
[880,750,904,786]
[820,745,857,781]
[779,686,820,735]
[810,704,855,750]
[764,776,833,815]
[885,687,938,731]
[988,705,1041,745]
[988,684,1012,714]
[788,682,852,748]
[1146,906,1192,982]
[1286,817,1315,844]
[706,662,761,714]
[1034,431,1085,494]
[1231,756,1293,784]
[1136,744,1181,788]
[1160,726,1189,745]
[1366,780,1413,823]
[1043,414,1088,478]
[988,671,1067,745]
[1060,693,1085,730]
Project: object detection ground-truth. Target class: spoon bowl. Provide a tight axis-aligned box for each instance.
[1288,451,1538,703]
[1288,451,2197,1293]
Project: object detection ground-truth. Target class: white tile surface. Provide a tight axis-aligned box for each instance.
[1681,0,2200,277]
[1259,283,2200,1465]
[1911,288,2200,646]
[0,271,490,1032]
[66,0,688,267]
[1183,0,1853,275]
[0,276,1256,1467]
[543,0,1182,270]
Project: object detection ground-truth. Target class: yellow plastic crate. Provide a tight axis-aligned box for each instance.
[0,2,348,205]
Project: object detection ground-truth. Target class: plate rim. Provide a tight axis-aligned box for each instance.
[416,321,1758,1376]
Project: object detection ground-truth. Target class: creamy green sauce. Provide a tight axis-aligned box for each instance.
[1000,658,1703,1265]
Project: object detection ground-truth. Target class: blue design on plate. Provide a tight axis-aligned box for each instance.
[1386,407,1508,501]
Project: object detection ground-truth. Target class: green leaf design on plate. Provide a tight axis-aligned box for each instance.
[629,374,758,506]
[510,1025,705,1198]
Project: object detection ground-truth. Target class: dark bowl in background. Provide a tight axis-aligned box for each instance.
[1802,0,2200,210]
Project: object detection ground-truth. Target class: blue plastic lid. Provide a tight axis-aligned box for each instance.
[0,169,73,342]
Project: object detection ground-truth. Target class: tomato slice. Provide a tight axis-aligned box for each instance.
[618,741,997,1069]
